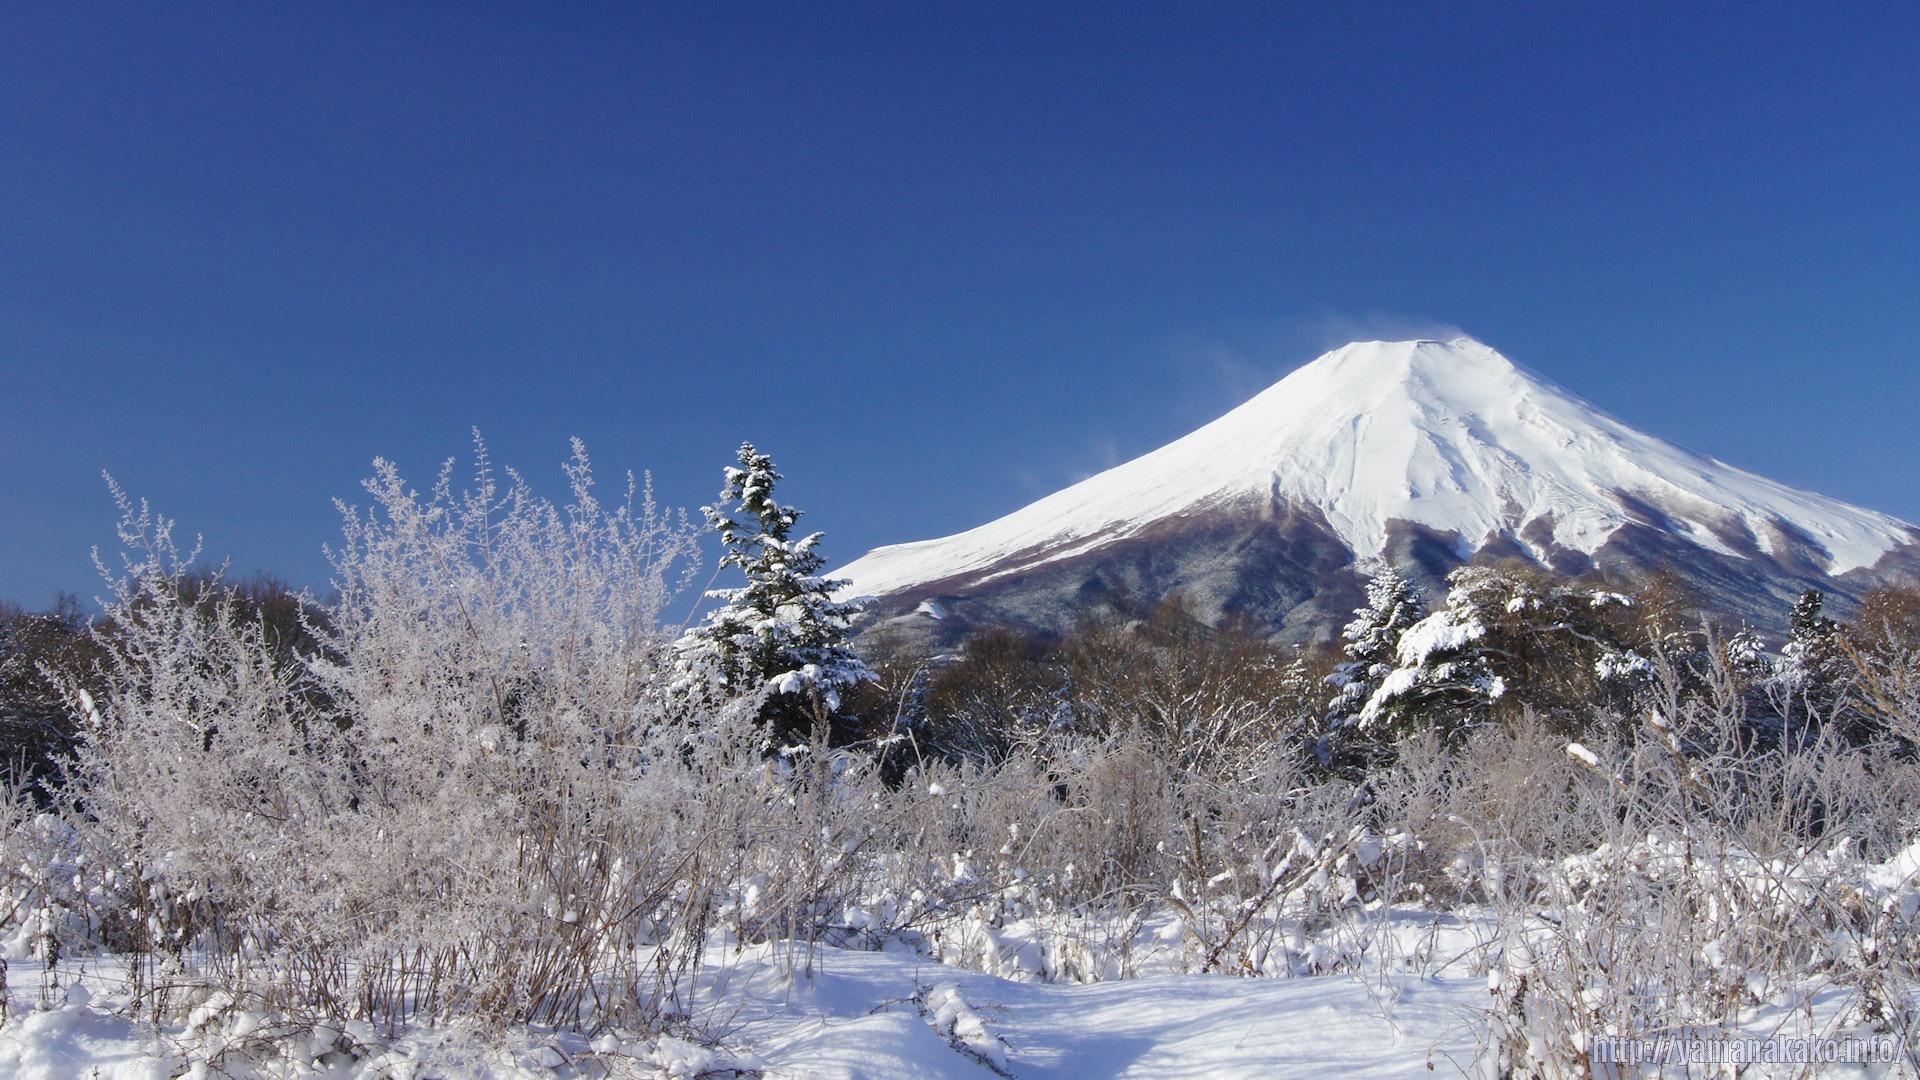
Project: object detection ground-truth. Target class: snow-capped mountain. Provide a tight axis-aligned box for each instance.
[835,338,1920,643]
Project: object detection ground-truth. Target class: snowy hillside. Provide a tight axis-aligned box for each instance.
[835,338,1918,639]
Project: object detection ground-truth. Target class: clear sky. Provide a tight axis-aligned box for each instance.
[4,4,1919,609]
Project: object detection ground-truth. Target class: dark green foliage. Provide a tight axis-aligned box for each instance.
[0,573,336,799]
[1737,587,1878,747]
[1323,567,1427,764]
[0,595,102,795]
[1319,564,1659,757]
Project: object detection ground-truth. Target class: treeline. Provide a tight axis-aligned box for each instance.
[11,556,1920,798]
[850,603,1324,781]
[842,564,1920,781]
[1,573,324,798]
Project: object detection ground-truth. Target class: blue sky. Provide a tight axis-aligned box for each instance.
[4,4,1919,609]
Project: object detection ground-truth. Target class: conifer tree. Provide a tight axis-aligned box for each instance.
[1770,588,1855,741]
[674,442,873,748]
[1342,565,1648,743]
[1325,566,1426,729]
[1786,588,1840,661]
[1349,568,1502,741]
[1318,566,1427,766]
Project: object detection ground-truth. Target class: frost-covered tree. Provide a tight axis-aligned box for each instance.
[1323,567,1426,739]
[1349,564,1647,741]
[675,442,873,748]
[1764,588,1861,742]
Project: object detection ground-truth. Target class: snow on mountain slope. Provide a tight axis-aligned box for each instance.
[836,338,1915,600]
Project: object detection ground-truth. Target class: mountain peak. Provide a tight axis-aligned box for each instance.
[1282,336,1528,399]
[836,337,1918,642]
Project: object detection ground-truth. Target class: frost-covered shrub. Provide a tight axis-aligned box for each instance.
[1362,714,1609,907]
[0,772,99,1009]
[850,727,1400,984]
[49,443,771,1032]
[1458,682,1920,1076]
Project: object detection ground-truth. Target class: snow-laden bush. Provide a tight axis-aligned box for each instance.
[47,444,784,1034]
[0,772,82,1022]
[1455,671,1920,1078]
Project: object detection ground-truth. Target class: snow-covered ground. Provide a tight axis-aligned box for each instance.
[0,945,1485,1079]
[10,935,1916,1079]
[744,947,1482,1078]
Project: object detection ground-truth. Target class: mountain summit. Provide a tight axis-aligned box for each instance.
[837,338,1920,643]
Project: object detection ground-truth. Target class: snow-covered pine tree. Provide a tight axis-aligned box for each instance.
[1325,566,1425,727]
[1768,587,1858,742]
[1318,566,1426,765]
[675,442,873,749]
[1783,588,1843,687]
[1347,565,1646,742]
[1351,567,1501,741]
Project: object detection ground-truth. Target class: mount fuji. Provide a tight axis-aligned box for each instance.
[835,338,1920,644]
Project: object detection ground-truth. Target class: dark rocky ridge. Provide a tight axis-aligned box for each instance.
[851,492,1920,652]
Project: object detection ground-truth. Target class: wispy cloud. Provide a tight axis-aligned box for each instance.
[1011,312,1476,501]
[1012,434,1126,496]
[1167,311,1473,407]
[1288,312,1470,354]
